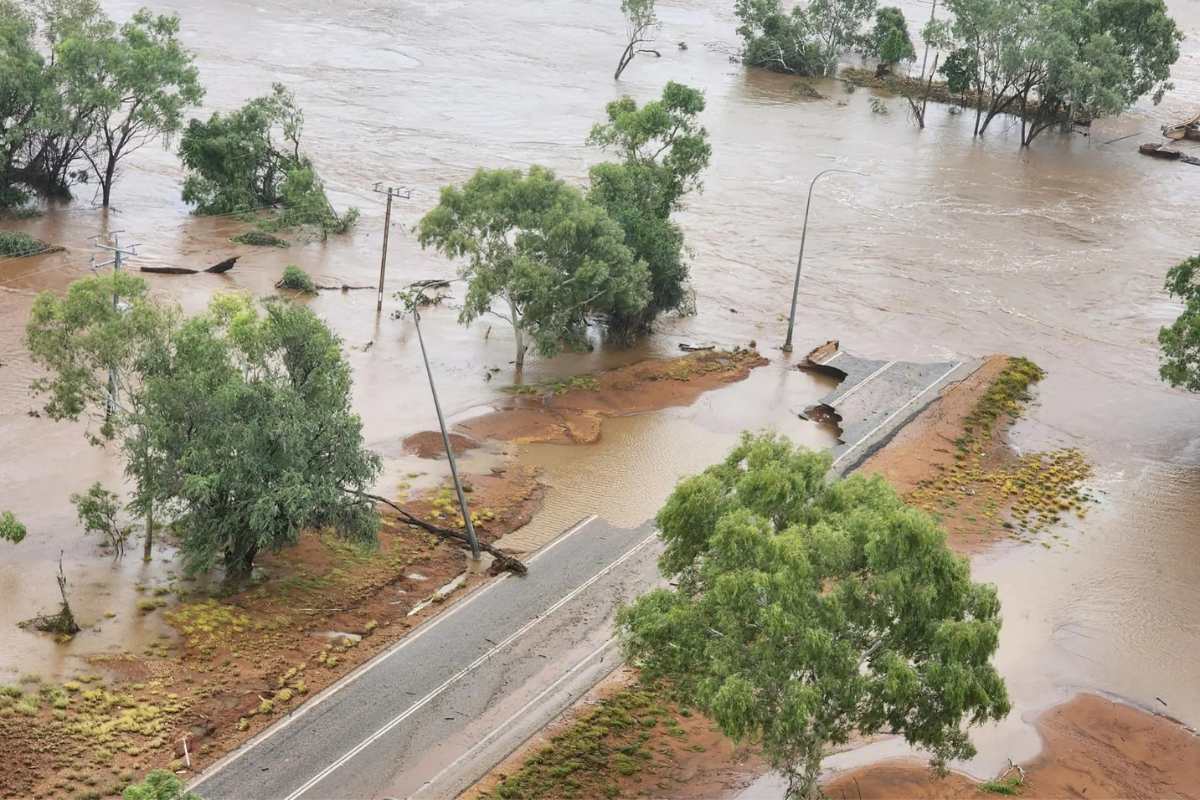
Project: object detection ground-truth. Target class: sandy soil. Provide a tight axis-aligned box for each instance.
[458,348,768,446]
[402,430,481,458]
[0,472,542,800]
[823,694,1200,799]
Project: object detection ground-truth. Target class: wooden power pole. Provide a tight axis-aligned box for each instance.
[372,183,411,313]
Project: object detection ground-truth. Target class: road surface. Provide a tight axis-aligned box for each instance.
[191,516,661,800]
[190,350,980,800]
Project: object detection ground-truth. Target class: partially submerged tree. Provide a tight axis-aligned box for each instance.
[138,293,382,578]
[26,272,180,558]
[1,510,26,544]
[617,432,1010,799]
[74,9,204,205]
[21,0,115,199]
[0,1,47,207]
[417,165,651,368]
[587,81,711,339]
[27,276,381,577]
[614,0,661,80]
[1159,255,1200,392]
[734,0,875,76]
[180,84,357,237]
[71,482,126,555]
[179,83,304,214]
[942,0,1180,143]
[867,6,914,61]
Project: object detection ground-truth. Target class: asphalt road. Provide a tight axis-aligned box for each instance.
[190,516,662,800]
[191,352,978,800]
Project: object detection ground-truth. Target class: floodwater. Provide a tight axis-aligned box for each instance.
[3,0,1200,781]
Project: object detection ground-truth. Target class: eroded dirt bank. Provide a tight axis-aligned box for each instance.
[455,348,767,446]
[465,355,1199,800]
[824,694,1200,799]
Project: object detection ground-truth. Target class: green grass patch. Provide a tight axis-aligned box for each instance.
[487,689,667,799]
[506,374,601,397]
[957,357,1044,453]
[0,231,61,258]
[979,775,1024,795]
[231,230,289,248]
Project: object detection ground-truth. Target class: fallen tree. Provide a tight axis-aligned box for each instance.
[19,554,80,638]
[361,492,527,575]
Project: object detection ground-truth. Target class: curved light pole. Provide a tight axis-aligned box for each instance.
[781,169,869,353]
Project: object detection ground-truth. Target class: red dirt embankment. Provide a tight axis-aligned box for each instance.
[824,694,1200,799]
[457,348,768,446]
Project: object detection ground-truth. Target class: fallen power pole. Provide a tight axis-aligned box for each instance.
[372,183,412,313]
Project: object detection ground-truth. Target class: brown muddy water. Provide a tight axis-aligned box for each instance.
[3,0,1200,781]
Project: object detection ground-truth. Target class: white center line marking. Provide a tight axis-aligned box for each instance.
[825,360,897,408]
[832,362,964,469]
[190,514,602,792]
[415,636,619,797]
[282,530,660,800]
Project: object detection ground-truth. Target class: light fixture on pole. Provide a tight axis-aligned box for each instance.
[781,169,869,354]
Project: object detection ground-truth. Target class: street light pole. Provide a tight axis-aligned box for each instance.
[781,169,868,354]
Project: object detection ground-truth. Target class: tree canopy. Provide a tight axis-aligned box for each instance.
[0,510,26,544]
[614,0,661,80]
[0,2,203,208]
[942,0,1180,144]
[735,0,877,77]
[616,432,1010,799]
[869,6,915,62]
[1159,255,1200,392]
[26,275,381,577]
[138,292,381,576]
[587,81,710,338]
[179,83,358,237]
[416,165,651,367]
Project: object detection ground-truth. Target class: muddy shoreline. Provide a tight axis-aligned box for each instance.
[464,354,1200,800]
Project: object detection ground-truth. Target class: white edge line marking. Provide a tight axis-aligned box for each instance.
[415,636,619,797]
[825,360,897,408]
[832,362,964,469]
[283,529,660,800]
[190,513,602,791]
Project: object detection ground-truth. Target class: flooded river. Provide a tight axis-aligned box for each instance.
[3,0,1200,780]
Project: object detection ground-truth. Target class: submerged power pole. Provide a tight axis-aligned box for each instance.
[89,231,139,418]
[372,183,412,313]
[918,0,939,81]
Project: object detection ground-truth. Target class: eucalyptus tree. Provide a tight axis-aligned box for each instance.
[617,432,1011,799]
[417,165,651,368]
[614,0,661,80]
[587,81,711,338]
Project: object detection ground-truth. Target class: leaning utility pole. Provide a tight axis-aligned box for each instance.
[918,0,939,81]
[372,183,412,313]
[89,230,138,418]
[410,298,482,562]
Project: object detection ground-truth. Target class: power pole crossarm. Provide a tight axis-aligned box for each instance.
[89,231,139,417]
[372,183,412,313]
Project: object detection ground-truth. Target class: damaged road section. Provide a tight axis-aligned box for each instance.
[798,341,982,475]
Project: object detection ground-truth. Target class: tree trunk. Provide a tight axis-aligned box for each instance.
[223,543,259,583]
[973,84,984,136]
[143,505,154,562]
[614,43,636,80]
[508,294,528,368]
[101,158,115,206]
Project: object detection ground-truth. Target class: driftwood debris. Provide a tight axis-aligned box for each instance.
[678,343,715,352]
[361,492,528,575]
[140,257,239,276]
[19,553,80,637]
